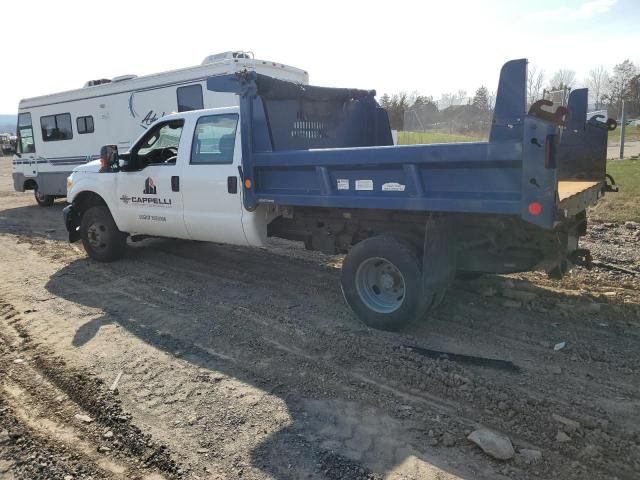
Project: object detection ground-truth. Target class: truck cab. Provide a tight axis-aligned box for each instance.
[67,107,270,253]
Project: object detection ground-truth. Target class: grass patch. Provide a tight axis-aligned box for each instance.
[398,131,485,145]
[608,125,640,144]
[400,127,639,146]
[590,159,640,222]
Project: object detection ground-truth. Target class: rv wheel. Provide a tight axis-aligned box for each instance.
[34,186,54,207]
[80,206,127,262]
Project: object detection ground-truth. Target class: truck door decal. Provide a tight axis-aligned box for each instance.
[120,177,172,207]
[143,177,157,194]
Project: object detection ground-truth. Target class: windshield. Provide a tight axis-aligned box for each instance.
[17,112,35,154]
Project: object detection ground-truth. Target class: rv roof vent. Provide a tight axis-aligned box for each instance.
[201,51,254,65]
[84,78,112,87]
[112,74,138,82]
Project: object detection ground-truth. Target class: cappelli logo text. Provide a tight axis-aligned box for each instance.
[119,177,172,207]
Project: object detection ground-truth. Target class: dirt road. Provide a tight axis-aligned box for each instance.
[1,157,639,479]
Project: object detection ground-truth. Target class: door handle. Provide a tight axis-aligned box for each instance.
[171,176,180,192]
[227,176,238,194]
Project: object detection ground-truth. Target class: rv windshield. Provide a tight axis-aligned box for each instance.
[17,113,35,154]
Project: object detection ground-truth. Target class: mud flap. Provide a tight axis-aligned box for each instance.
[63,204,81,243]
[421,216,456,313]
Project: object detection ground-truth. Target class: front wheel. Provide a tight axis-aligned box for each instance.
[80,206,127,262]
[34,186,54,207]
[341,235,428,331]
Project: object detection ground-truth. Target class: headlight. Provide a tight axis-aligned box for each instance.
[66,176,73,190]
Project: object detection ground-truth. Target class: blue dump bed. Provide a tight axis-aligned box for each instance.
[207,59,613,230]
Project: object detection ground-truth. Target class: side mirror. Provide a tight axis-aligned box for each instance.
[100,145,119,172]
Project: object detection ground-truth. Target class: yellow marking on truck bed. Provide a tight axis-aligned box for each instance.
[558,181,600,202]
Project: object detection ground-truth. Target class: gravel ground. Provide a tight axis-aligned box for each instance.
[0,157,639,479]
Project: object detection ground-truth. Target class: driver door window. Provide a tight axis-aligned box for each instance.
[127,120,184,171]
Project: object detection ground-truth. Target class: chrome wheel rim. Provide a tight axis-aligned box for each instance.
[355,257,405,313]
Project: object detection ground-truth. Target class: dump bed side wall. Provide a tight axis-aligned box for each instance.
[247,116,560,229]
[251,142,523,214]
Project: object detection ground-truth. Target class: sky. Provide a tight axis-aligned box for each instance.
[1,0,639,113]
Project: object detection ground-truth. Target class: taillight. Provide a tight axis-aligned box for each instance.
[528,202,543,216]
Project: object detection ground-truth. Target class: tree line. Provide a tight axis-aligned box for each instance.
[381,59,640,133]
[380,86,494,134]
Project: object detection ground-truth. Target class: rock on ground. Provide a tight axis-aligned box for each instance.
[467,429,515,460]
[519,449,543,464]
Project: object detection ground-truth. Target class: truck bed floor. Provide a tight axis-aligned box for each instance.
[558,180,600,202]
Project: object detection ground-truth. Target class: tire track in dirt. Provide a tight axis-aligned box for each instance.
[0,193,639,479]
[23,238,638,479]
[0,299,183,480]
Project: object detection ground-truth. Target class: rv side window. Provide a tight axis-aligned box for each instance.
[177,84,204,112]
[17,113,35,153]
[190,114,238,165]
[77,116,94,134]
[41,113,73,141]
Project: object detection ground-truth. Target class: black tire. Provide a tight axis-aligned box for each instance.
[341,235,429,331]
[34,186,54,207]
[80,206,127,262]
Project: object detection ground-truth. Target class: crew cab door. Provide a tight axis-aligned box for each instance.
[115,119,189,238]
[181,112,247,245]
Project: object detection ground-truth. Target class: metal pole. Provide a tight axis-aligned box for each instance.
[619,100,626,160]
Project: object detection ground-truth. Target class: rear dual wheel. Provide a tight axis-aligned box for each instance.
[341,235,434,331]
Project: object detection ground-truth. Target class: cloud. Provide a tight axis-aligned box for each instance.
[574,0,617,18]
[533,0,617,20]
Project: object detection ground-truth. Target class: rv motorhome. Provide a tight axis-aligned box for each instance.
[12,51,308,206]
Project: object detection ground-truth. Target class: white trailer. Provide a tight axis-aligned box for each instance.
[12,51,308,206]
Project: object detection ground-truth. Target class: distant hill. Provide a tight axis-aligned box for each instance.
[0,115,17,134]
